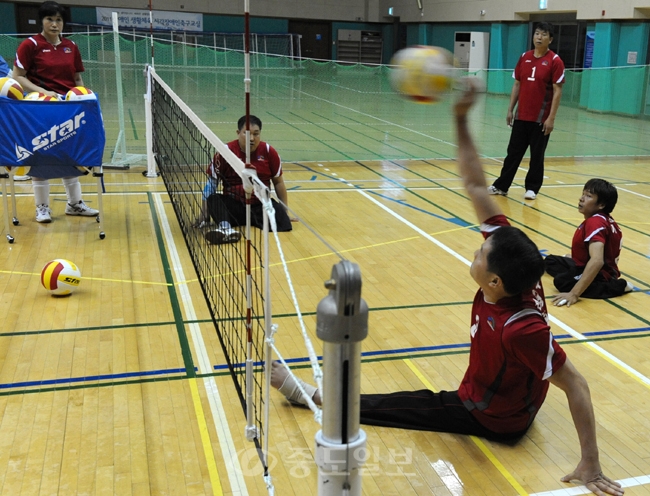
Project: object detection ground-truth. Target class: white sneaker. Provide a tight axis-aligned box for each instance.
[36,204,52,223]
[205,227,241,245]
[13,175,31,181]
[65,200,99,216]
[524,190,537,200]
[487,185,507,196]
[624,281,634,293]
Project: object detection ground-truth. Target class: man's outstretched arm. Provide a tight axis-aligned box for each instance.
[548,359,624,496]
[454,81,504,225]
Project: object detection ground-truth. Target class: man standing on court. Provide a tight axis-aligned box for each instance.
[488,22,565,200]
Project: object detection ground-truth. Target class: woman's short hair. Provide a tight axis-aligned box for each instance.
[39,1,66,21]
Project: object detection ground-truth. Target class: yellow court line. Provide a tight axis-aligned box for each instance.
[265,223,480,268]
[0,270,173,286]
[189,378,224,496]
[180,223,479,284]
[403,358,529,496]
[2,224,479,287]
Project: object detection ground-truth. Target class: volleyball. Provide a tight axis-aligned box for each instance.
[389,45,457,103]
[41,259,82,296]
[65,86,96,101]
[0,77,24,100]
[24,92,59,101]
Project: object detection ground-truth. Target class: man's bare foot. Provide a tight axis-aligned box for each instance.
[270,361,321,406]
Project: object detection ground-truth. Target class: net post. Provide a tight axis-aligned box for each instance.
[243,168,257,442]
[315,261,368,496]
[143,65,158,177]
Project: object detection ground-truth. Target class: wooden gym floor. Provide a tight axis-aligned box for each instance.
[0,154,649,495]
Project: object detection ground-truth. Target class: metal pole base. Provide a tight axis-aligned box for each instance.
[316,429,367,496]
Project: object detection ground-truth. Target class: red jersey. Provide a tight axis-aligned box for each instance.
[513,49,565,123]
[458,215,567,433]
[15,33,84,95]
[207,140,282,205]
[571,213,623,281]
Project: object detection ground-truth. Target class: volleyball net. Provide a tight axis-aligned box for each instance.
[148,65,275,473]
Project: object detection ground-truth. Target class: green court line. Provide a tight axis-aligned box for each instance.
[0,301,472,339]
[147,191,196,378]
[267,111,356,160]
[332,110,457,160]
[317,111,424,159]
[604,300,650,326]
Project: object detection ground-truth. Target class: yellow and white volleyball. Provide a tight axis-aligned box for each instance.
[0,77,24,100]
[389,45,457,103]
[24,91,59,101]
[41,259,82,296]
[65,86,96,101]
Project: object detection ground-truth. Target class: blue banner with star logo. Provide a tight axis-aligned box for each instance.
[0,97,105,168]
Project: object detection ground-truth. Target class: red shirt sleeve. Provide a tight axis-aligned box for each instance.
[513,52,524,82]
[15,38,35,72]
[268,145,282,178]
[480,214,510,239]
[551,55,565,84]
[583,215,608,244]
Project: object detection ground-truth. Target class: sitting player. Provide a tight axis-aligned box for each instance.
[198,115,297,244]
[271,82,624,496]
[545,178,631,307]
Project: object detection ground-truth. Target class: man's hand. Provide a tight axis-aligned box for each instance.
[506,110,514,127]
[552,292,579,307]
[453,78,479,118]
[561,465,624,496]
[542,117,555,135]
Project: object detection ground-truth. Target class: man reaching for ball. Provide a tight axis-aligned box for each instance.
[271,81,623,496]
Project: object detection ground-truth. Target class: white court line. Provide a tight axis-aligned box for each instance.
[618,187,650,200]
[530,475,650,496]
[154,193,248,496]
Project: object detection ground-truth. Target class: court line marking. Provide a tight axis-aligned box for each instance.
[530,475,650,495]
[154,193,248,496]
[618,187,650,200]
[354,186,650,492]
[403,359,528,496]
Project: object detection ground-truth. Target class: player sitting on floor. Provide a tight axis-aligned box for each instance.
[545,178,632,307]
[271,81,624,496]
[197,115,297,244]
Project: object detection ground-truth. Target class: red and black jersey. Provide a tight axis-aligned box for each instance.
[207,140,282,205]
[571,213,623,281]
[513,49,565,123]
[15,33,84,95]
[457,215,567,434]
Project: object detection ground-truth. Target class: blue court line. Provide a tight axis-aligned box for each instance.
[212,325,650,370]
[4,326,648,391]
[0,367,190,390]
[366,190,475,229]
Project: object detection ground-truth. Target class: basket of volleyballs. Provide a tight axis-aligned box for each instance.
[389,45,457,103]
[65,86,96,101]
[41,259,81,296]
[0,77,24,100]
